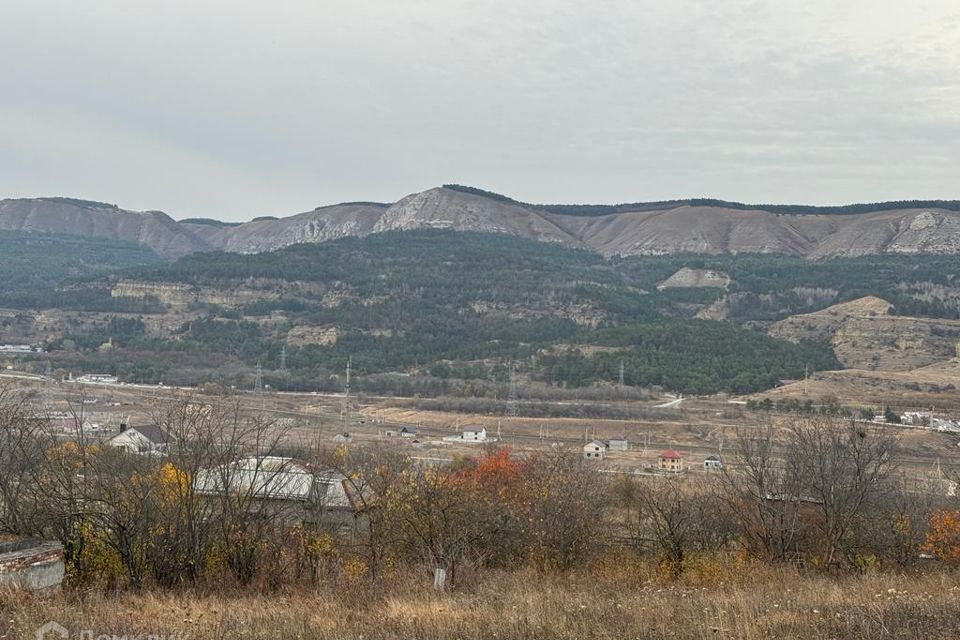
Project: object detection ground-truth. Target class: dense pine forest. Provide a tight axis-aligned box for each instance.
[0,230,163,311]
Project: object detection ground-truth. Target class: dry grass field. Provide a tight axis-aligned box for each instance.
[757,359,960,412]
[4,566,960,639]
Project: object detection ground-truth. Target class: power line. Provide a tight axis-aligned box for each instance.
[506,362,518,417]
[253,362,263,395]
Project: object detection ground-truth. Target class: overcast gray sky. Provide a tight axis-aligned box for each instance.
[2,1,958,221]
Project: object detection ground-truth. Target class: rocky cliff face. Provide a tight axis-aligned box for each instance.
[6,189,960,259]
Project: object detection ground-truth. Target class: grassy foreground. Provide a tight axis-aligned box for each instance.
[4,567,960,639]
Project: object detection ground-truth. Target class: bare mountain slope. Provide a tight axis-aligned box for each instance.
[0,198,212,257]
[372,187,582,247]
[548,206,840,256]
[213,191,960,258]
[190,203,388,254]
[6,189,960,259]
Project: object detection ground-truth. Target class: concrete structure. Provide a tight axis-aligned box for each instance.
[583,440,607,460]
[901,412,933,427]
[108,424,171,455]
[607,437,629,452]
[0,539,64,591]
[703,455,723,471]
[658,449,684,473]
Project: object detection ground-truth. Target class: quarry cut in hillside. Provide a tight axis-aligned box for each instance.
[770,296,960,371]
[656,267,730,290]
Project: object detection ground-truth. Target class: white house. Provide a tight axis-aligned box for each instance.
[108,424,171,455]
[703,455,724,471]
[400,426,418,438]
[442,427,495,444]
[463,427,486,441]
[583,440,607,460]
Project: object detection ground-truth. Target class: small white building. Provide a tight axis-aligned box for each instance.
[76,373,119,385]
[703,455,724,471]
[462,427,486,441]
[108,424,171,455]
[583,440,607,460]
[442,427,495,444]
[607,437,629,452]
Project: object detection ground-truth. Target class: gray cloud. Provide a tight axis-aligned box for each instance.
[1,0,958,220]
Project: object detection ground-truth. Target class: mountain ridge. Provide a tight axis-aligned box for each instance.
[4,186,960,259]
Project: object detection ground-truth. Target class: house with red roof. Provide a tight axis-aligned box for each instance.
[658,449,684,473]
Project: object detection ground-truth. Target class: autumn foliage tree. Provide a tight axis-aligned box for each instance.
[922,510,960,565]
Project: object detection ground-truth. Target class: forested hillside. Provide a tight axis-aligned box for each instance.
[0,230,163,310]
[9,229,960,395]
[96,231,842,393]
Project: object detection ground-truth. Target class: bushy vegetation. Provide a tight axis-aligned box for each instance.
[3,389,960,640]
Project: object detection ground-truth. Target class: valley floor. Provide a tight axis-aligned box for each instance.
[5,568,960,639]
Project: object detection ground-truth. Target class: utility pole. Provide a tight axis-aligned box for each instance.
[253,362,265,411]
[340,357,352,427]
[279,345,287,372]
[618,359,625,389]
